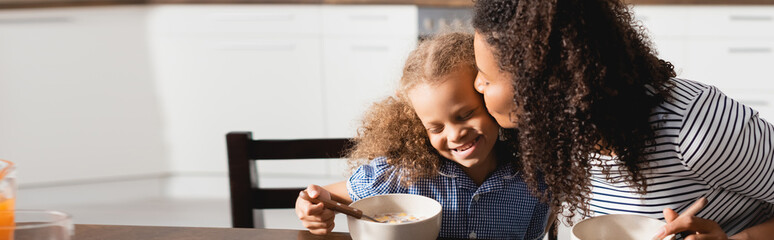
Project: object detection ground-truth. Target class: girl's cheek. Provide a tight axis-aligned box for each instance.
[428,135,442,149]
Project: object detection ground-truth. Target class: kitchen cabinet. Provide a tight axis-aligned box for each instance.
[0,6,167,188]
[686,7,774,38]
[685,39,774,91]
[632,6,774,120]
[321,5,417,139]
[150,5,330,197]
[322,37,415,137]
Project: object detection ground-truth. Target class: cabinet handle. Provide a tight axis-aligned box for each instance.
[729,15,772,21]
[348,15,389,21]
[351,45,390,52]
[0,17,72,24]
[728,47,772,54]
[215,42,296,51]
[210,13,294,22]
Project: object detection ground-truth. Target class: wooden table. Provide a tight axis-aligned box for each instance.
[74,224,352,240]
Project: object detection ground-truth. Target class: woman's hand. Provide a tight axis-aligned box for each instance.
[653,197,728,240]
[295,184,336,235]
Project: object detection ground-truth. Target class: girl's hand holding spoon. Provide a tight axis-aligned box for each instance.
[295,184,337,235]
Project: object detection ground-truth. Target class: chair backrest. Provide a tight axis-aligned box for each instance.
[226,131,352,228]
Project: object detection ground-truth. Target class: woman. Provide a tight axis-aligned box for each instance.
[470,0,774,239]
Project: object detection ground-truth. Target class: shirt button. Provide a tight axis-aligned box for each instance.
[473,194,480,202]
[469,232,477,239]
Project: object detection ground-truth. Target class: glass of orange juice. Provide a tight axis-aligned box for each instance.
[0,160,14,221]
[0,160,15,240]
[0,160,72,240]
[0,210,72,240]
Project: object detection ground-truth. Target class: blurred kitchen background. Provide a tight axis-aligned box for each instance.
[1,0,773,239]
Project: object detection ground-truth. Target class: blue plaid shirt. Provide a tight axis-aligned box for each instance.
[347,157,549,240]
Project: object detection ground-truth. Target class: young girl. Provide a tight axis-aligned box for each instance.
[471,0,774,239]
[295,32,550,239]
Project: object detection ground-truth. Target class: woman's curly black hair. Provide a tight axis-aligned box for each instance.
[473,0,676,224]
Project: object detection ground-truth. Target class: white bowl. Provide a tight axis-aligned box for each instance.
[572,214,674,240]
[347,194,442,240]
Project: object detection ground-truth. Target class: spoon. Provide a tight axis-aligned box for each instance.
[299,190,383,223]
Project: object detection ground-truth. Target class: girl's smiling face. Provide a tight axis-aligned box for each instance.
[473,32,520,129]
[407,65,499,169]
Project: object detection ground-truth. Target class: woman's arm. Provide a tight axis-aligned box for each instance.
[729,216,774,240]
[658,86,774,239]
[658,213,774,240]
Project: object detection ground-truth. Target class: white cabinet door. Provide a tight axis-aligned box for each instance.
[631,6,690,37]
[631,6,690,78]
[321,5,418,139]
[322,37,417,138]
[150,5,331,186]
[0,7,166,185]
[152,35,327,175]
[684,39,774,91]
[650,38,689,78]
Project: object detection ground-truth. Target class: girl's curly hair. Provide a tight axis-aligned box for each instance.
[473,0,675,224]
[347,32,520,185]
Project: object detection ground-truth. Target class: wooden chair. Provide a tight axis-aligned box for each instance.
[226,131,352,228]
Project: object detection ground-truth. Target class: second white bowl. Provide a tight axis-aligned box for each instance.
[572,214,674,240]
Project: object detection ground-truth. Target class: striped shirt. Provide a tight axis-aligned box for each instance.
[589,78,774,235]
[347,157,550,240]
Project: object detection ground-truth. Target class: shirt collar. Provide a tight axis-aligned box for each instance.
[438,159,521,193]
